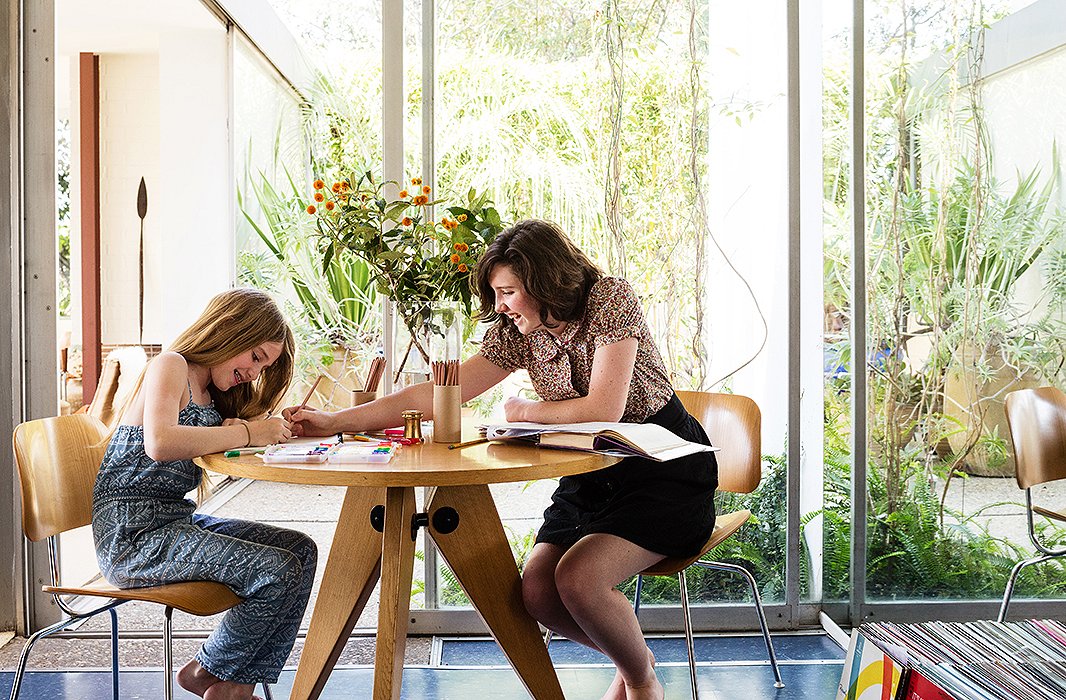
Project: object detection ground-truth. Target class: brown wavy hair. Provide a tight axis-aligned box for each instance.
[474,219,602,327]
[168,288,295,419]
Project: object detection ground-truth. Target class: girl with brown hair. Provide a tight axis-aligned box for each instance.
[288,220,716,700]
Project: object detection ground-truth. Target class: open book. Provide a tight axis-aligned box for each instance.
[483,421,718,462]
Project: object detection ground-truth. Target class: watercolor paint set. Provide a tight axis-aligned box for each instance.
[328,442,397,464]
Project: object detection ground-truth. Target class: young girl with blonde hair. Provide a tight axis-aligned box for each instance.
[92,288,316,700]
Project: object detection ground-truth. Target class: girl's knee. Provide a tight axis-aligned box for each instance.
[256,549,309,600]
[554,560,600,612]
[521,566,556,620]
[296,534,317,571]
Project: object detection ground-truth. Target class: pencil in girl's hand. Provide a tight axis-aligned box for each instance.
[297,375,324,412]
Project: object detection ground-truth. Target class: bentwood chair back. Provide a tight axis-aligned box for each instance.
[999,387,1066,621]
[632,391,783,697]
[10,414,268,700]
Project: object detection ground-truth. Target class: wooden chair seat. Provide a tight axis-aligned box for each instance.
[641,509,753,576]
[1033,504,1066,524]
[43,580,241,617]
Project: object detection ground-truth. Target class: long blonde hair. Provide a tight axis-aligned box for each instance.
[106,288,295,435]
[168,288,295,419]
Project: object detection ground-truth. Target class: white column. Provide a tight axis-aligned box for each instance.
[798,0,825,602]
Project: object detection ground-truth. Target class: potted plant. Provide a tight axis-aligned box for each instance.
[305,172,505,380]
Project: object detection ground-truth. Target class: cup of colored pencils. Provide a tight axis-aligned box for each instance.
[353,356,385,406]
[431,359,461,443]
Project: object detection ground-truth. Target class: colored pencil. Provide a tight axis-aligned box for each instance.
[297,374,324,412]
[448,437,487,450]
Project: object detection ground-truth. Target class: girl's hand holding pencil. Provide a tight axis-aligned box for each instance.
[283,375,341,438]
[246,415,293,446]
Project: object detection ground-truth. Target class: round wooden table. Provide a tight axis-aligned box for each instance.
[198,437,619,700]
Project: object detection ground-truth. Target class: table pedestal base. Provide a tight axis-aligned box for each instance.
[290,484,564,700]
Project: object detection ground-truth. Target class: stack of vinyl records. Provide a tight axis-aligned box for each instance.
[859,619,1066,699]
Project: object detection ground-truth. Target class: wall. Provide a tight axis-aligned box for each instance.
[158,27,231,345]
[98,53,161,344]
[981,43,1066,311]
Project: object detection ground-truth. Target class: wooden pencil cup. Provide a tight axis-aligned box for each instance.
[432,385,462,443]
[352,390,378,406]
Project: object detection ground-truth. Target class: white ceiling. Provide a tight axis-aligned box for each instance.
[56,0,222,55]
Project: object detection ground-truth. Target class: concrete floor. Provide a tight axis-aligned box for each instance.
[938,472,1066,545]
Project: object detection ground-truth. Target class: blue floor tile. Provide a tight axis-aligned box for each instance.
[0,634,845,699]
[1,664,843,699]
[440,633,845,666]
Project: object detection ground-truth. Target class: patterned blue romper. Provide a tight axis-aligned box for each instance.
[92,386,317,685]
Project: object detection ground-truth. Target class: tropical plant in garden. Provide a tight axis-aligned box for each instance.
[240,168,377,347]
[817,0,1066,600]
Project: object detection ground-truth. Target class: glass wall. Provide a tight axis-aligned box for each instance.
[822,0,1066,612]
[434,0,791,610]
[259,0,1066,628]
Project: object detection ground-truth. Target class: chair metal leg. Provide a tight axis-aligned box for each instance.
[262,682,274,699]
[633,574,645,618]
[998,553,1057,622]
[544,627,553,647]
[164,606,174,700]
[109,608,120,700]
[696,561,784,688]
[678,570,699,700]
[8,615,80,700]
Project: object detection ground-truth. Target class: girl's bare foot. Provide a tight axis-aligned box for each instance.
[202,679,260,700]
[602,647,656,700]
[176,659,221,697]
[624,676,664,700]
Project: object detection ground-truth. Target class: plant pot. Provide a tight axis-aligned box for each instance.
[943,343,1040,477]
[312,345,371,410]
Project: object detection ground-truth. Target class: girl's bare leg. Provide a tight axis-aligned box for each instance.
[522,537,666,700]
[523,543,601,649]
[177,659,221,697]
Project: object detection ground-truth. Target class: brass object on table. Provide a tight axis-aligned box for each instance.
[401,409,424,442]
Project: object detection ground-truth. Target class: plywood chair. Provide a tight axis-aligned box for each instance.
[544,392,783,697]
[10,414,272,700]
[999,386,1066,622]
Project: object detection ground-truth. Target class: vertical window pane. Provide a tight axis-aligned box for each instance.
[860,0,1066,602]
[436,0,789,608]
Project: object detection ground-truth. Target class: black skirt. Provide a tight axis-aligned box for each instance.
[535,394,718,558]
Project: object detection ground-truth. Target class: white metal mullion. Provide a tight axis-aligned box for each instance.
[849,0,868,626]
[382,0,404,395]
[420,0,441,610]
